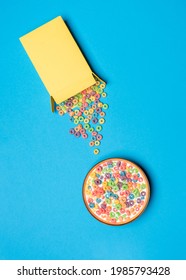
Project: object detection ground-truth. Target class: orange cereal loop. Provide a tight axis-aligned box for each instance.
[85,190,91,195]
[118,217,123,222]
[58,110,64,116]
[56,105,61,111]
[69,112,74,117]
[120,197,127,203]
[126,210,130,216]
[129,187,134,192]
[120,201,126,207]
[86,87,92,93]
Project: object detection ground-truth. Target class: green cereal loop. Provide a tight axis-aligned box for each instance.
[109,181,116,187]
[106,169,112,173]
[115,204,121,210]
[77,93,81,98]
[113,186,119,191]
[106,198,111,204]
[103,103,108,110]
[115,212,121,217]
[61,106,67,112]
[89,127,94,133]
[110,212,115,218]
[74,119,79,124]
[95,140,100,146]
[79,116,84,122]
[134,168,138,173]
[84,124,90,130]
[96,125,102,132]
[97,88,103,93]
[140,183,146,190]
[122,184,128,190]
[133,188,140,197]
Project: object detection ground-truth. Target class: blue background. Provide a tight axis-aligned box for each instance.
[0,0,186,260]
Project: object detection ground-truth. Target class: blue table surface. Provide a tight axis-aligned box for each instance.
[0,0,186,260]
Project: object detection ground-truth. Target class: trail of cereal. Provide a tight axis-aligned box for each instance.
[56,79,108,155]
